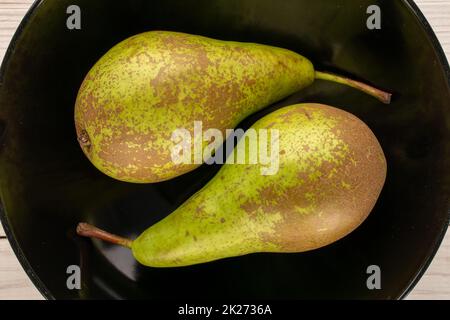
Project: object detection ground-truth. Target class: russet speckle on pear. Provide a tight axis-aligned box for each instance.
[78,104,387,268]
[75,31,314,183]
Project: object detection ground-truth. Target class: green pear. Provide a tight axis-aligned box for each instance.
[75,31,390,183]
[77,104,387,267]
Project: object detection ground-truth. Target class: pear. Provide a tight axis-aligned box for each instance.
[77,104,387,267]
[75,31,390,183]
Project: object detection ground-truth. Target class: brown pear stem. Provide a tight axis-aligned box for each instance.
[76,222,133,249]
[315,71,392,104]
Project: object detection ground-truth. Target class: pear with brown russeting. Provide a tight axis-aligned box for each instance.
[77,103,387,268]
[75,31,391,183]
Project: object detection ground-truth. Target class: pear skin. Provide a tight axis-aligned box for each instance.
[78,104,387,268]
[75,31,390,183]
[75,31,314,183]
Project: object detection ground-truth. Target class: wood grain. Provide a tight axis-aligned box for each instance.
[0,241,42,300]
[416,0,450,57]
[0,0,31,61]
[408,236,450,299]
[0,0,449,300]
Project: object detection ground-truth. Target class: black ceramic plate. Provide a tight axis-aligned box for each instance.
[0,0,449,300]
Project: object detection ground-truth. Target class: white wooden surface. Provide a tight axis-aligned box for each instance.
[0,0,449,300]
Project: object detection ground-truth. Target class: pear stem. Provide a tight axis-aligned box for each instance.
[76,222,133,249]
[315,71,392,104]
